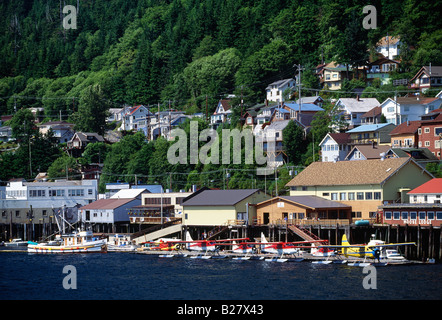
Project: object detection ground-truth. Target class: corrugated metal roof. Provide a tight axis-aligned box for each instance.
[80,198,136,210]
[277,196,351,209]
[182,189,261,206]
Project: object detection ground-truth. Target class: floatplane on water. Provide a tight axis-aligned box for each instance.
[318,234,415,267]
[256,233,328,262]
[143,232,250,259]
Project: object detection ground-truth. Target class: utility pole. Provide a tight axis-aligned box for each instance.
[298,64,303,122]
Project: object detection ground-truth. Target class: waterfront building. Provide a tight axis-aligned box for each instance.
[0,179,98,240]
[129,191,193,225]
[285,158,433,221]
[379,178,442,227]
[182,189,270,226]
[79,197,140,233]
[255,195,351,225]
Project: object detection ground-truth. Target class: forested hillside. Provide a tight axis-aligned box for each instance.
[1,0,441,118]
[1,0,442,190]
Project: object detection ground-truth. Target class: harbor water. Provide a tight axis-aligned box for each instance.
[1,252,441,301]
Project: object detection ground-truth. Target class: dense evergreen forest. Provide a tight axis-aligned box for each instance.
[1,0,441,191]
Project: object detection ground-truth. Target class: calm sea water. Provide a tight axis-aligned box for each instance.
[1,252,441,301]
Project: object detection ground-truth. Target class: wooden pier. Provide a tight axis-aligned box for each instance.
[183,223,441,262]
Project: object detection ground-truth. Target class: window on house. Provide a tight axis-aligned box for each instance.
[348,192,355,200]
[401,212,408,219]
[340,193,346,200]
[436,212,442,220]
[425,141,430,147]
[428,212,434,220]
[365,192,373,200]
[410,212,417,220]
[384,211,392,220]
[424,128,430,133]
[357,192,364,200]
[393,211,400,220]
[331,193,338,200]
[351,212,362,218]
[374,192,381,200]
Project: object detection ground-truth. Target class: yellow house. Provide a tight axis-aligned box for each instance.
[182,189,270,226]
[285,158,433,221]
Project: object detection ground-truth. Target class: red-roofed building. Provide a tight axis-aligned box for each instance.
[408,178,442,203]
[121,105,151,132]
[380,178,442,226]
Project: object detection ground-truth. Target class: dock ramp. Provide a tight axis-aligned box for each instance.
[132,224,183,244]
[288,225,327,245]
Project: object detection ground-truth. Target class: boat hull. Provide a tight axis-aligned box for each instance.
[28,241,106,254]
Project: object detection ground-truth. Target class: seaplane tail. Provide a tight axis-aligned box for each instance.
[341,234,350,246]
[185,231,192,250]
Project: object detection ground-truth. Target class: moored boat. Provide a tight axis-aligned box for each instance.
[28,230,106,253]
[5,238,30,247]
[107,234,138,252]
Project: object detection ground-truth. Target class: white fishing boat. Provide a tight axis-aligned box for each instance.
[107,234,137,252]
[4,238,29,247]
[28,230,106,253]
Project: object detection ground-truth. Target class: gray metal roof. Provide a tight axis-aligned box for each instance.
[278,196,351,209]
[182,189,262,206]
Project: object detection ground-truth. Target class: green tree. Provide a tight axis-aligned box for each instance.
[283,120,307,165]
[72,84,110,135]
[48,155,80,180]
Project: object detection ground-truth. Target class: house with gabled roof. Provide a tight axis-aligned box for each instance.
[38,121,75,144]
[285,158,433,221]
[266,78,296,102]
[375,35,401,60]
[210,99,232,128]
[346,123,395,146]
[389,120,421,148]
[296,96,323,107]
[120,105,151,132]
[381,96,442,125]
[409,66,442,92]
[366,57,400,85]
[319,132,352,162]
[361,106,383,125]
[256,195,352,225]
[67,132,105,157]
[345,144,391,161]
[334,97,381,128]
[182,189,270,226]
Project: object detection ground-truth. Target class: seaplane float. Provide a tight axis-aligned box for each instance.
[317,234,415,267]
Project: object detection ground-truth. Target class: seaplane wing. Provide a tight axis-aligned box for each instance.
[318,234,415,260]
[149,232,250,252]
